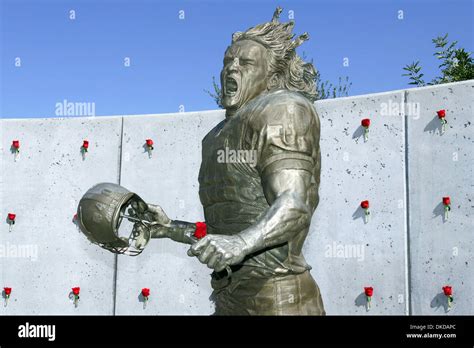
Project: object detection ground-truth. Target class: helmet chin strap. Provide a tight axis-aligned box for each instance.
[96,214,162,256]
[99,243,143,256]
[119,213,162,227]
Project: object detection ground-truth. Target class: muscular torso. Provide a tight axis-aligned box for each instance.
[198,89,321,284]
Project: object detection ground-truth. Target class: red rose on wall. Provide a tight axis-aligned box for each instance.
[442,286,452,296]
[437,110,448,133]
[361,119,370,141]
[141,288,150,298]
[3,287,12,307]
[361,119,371,128]
[82,140,89,152]
[7,213,16,232]
[145,139,154,158]
[442,285,454,310]
[442,197,451,206]
[364,286,373,311]
[72,287,80,307]
[12,140,20,161]
[142,288,151,309]
[360,201,370,223]
[194,222,207,239]
[442,196,451,220]
[81,140,89,159]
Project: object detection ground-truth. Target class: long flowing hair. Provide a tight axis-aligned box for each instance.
[231,7,317,102]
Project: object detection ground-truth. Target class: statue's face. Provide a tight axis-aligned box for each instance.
[221,40,269,112]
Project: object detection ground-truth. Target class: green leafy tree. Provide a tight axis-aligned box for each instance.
[314,73,352,100]
[204,76,223,109]
[403,33,474,86]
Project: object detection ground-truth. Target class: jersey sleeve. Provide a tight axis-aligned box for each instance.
[244,94,320,178]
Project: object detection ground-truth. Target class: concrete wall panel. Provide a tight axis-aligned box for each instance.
[406,81,473,315]
[0,117,121,314]
[307,91,408,314]
[115,111,225,315]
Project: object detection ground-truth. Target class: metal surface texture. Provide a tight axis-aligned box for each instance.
[82,7,325,315]
[77,182,153,256]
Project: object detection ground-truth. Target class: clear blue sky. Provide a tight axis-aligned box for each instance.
[0,0,472,118]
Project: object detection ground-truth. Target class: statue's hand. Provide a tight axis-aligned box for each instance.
[130,201,172,225]
[131,223,151,249]
[187,234,249,272]
[128,201,172,239]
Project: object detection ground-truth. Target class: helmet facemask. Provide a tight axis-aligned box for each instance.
[77,183,155,256]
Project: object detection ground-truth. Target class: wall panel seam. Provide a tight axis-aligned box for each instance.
[403,89,412,315]
[112,116,125,316]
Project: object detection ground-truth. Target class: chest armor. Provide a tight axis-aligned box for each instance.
[198,109,267,236]
[198,91,315,279]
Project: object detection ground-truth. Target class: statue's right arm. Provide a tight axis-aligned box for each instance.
[152,219,197,245]
[130,200,196,245]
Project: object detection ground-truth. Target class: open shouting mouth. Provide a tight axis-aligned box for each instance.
[224,76,239,96]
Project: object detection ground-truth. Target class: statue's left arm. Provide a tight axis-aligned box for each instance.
[238,169,313,253]
[189,96,320,272]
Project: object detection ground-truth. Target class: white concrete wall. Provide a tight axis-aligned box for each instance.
[307,90,408,315]
[0,80,472,315]
[0,117,121,314]
[115,111,224,315]
[405,82,473,315]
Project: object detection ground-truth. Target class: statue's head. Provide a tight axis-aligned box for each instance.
[221,7,317,115]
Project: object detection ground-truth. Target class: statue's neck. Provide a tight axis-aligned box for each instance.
[224,90,270,120]
[225,109,238,119]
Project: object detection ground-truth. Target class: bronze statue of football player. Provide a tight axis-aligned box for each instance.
[78,7,325,315]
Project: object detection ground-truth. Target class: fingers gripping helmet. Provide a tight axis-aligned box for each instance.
[77,183,151,256]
